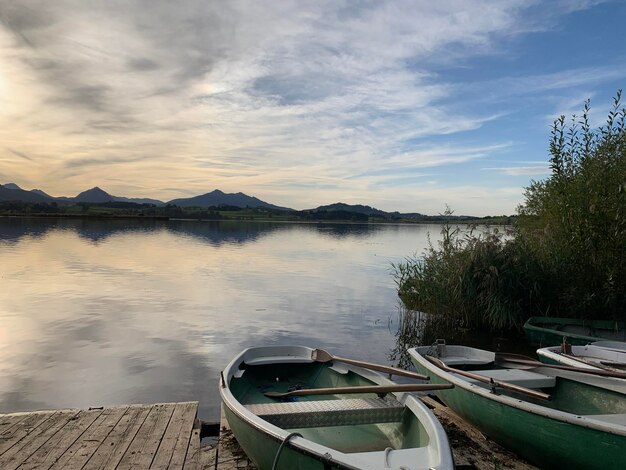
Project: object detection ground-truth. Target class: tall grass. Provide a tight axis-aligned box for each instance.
[393,217,549,332]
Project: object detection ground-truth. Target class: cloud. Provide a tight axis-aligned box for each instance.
[63,155,153,169]
[7,148,33,161]
[484,165,550,176]
[0,0,621,214]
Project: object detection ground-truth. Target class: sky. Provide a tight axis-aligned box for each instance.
[0,0,624,215]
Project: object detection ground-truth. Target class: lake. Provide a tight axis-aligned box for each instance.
[0,217,451,420]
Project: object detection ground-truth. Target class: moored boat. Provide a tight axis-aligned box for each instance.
[409,344,626,469]
[592,340,626,352]
[537,343,626,377]
[220,345,454,470]
[523,316,626,346]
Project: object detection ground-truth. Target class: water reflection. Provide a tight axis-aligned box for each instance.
[0,217,443,419]
[0,217,392,247]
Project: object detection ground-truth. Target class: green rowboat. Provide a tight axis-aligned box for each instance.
[524,316,626,346]
[409,344,626,470]
[220,346,454,470]
[537,343,626,379]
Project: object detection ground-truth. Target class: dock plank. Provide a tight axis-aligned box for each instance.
[18,408,104,470]
[0,412,56,457]
[182,419,200,470]
[151,402,197,470]
[0,413,29,436]
[49,406,129,470]
[82,405,151,470]
[1,410,79,470]
[116,403,176,470]
[204,405,255,470]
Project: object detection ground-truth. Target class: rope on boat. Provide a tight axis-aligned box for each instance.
[384,447,410,470]
[384,447,393,467]
[272,432,303,470]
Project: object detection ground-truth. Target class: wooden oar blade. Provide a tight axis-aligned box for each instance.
[311,348,333,362]
[312,348,429,380]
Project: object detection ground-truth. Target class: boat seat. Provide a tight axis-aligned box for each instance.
[245,397,404,428]
[584,413,626,426]
[441,356,493,366]
[466,369,556,389]
[244,356,312,366]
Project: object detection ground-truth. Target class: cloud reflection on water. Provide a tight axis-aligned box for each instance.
[0,218,437,419]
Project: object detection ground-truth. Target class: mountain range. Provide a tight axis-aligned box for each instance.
[0,183,292,211]
[0,182,429,218]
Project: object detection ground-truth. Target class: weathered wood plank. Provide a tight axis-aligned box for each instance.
[81,405,152,470]
[182,420,200,470]
[18,408,104,470]
[210,405,255,470]
[151,402,197,470]
[1,410,78,470]
[0,413,29,436]
[0,412,56,457]
[49,406,129,470]
[115,403,176,470]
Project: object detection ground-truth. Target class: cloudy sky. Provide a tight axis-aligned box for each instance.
[0,0,624,215]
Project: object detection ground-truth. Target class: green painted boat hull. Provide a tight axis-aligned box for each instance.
[411,355,626,470]
[524,316,626,347]
[221,346,453,470]
[223,404,333,470]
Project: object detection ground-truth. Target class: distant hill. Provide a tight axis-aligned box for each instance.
[167,189,291,210]
[308,202,427,220]
[0,184,54,203]
[74,187,163,205]
[73,187,115,203]
[31,189,54,198]
[310,203,390,217]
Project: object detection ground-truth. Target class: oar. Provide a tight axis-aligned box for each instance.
[561,354,626,371]
[495,352,626,379]
[425,355,551,401]
[311,348,429,380]
[264,383,453,398]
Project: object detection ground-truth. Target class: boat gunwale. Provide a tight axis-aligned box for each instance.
[220,345,453,470]
[408,346,626,437]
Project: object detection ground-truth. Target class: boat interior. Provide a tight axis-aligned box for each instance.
[229,361,432,454]
[420,348,626,427]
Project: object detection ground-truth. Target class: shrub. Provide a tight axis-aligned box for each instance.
[394,92,626,335]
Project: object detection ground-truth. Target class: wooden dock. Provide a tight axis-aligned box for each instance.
[201,405,255,470]
[0,402,200,470]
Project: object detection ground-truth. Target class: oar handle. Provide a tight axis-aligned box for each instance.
[426,356,551,401]
[504,355,626,379]
[332,356,429,380]
[265,383,453,398]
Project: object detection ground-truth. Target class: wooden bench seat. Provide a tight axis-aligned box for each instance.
[245,397,404,428]
[466,369,556,389]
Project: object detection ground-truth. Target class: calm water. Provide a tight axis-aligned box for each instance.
[0,217,449,420]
